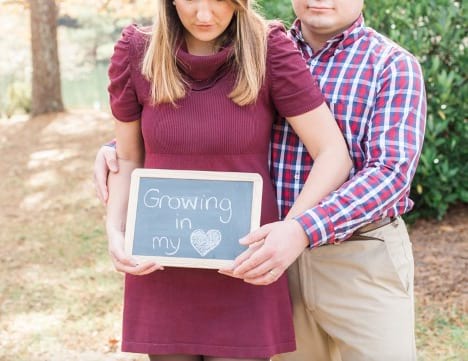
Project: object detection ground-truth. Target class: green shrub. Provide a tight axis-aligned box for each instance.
[364,0,468,220]
[257,0,295,25]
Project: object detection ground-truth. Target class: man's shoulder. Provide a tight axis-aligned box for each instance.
[363,27,420,67]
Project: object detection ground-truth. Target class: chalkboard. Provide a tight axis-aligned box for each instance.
[125,169,263,269]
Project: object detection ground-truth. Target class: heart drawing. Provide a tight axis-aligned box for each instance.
[190,229,222,257]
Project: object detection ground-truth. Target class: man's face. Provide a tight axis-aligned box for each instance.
[292,0,364,39]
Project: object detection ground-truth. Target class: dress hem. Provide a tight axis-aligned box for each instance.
[122,340,296,358]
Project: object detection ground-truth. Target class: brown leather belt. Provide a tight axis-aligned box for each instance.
[354,216,397,235]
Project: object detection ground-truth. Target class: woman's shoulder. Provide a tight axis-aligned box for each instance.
[266,21,288,44]
[116,24,150,56]
[265,20,301,60]
[265,20,299,56]
[109,25,151,92]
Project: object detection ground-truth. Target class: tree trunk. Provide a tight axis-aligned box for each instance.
[30,0,64,116]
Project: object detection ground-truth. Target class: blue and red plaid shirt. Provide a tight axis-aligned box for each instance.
[270,15,427,247]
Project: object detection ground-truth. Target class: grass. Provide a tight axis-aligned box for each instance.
[416,305,467,361]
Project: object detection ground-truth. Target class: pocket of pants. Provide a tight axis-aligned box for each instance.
[383,226,414,295]
[362,222,414,296]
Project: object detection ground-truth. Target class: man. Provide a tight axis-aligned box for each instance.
[94,1,426,360]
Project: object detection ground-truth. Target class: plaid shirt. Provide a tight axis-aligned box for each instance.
[270,15,427,247]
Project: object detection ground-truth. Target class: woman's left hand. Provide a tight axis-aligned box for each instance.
[219,220,309,285]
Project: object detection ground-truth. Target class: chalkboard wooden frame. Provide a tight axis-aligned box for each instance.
[125,169,263,269]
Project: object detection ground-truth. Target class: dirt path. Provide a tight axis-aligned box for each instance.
[411,205,467,310]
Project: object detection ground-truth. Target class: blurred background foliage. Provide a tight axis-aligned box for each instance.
[364,0,467,221]
[0,0,466,220]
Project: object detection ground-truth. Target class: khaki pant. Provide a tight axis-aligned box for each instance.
[274,217,416,361]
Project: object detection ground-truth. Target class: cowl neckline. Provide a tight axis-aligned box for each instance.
[176,43,234,90]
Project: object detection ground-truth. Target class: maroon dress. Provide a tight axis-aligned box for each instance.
[108,24,324,358]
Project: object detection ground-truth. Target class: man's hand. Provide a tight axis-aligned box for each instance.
[93,145,119,205]
[220,220,309,285]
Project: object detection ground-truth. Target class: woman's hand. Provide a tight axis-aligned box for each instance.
[107,226,163,275]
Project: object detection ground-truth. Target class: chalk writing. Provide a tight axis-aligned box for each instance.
[175,216,192,230]
[143,188,232,223]
[152,236,181,256]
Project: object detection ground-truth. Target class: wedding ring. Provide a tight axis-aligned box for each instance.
[269,270,277,278]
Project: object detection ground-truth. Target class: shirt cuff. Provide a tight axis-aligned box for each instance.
[294,206,336,248]
[105,139,117,148]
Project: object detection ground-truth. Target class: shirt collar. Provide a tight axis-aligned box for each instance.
[290,14,365,60]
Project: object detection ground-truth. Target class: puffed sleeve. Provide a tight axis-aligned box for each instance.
[108,25,142,122]
[267,23,324,117]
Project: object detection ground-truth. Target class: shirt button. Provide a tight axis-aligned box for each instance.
[294,173,300,180]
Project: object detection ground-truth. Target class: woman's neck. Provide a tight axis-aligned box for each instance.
[184,33,219,56]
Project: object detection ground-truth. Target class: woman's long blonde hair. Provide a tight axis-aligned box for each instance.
[141,0,268,106]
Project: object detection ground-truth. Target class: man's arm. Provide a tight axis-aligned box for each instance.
[295,53,427,247]
[227,52,426,284]
[227,103,352,284]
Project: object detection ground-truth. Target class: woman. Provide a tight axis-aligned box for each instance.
[105,0,351,360]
